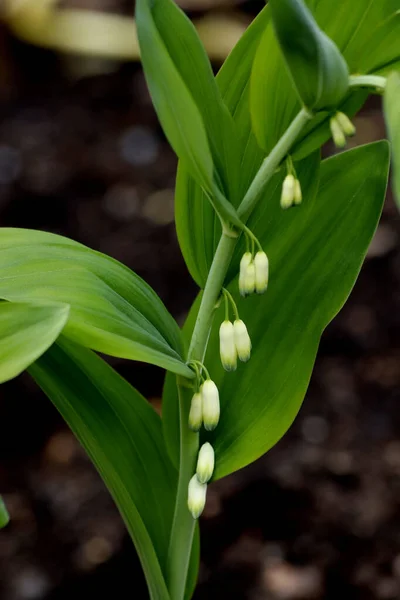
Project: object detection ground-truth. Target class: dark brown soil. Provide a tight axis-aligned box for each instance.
[1,2,400,599]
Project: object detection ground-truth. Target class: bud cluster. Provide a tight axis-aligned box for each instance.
[330,111,356,148]
[280,173,302,209]
[239,251,269,297]
[219,319,251,371]
[188,378,220,432]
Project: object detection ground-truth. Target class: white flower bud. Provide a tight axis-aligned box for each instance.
[293,179,302,206]
[188,474,207,519]
[336,112,356,137]
[201,379,220,431]
[280,174,295,209]
[233,319,251,362]
[330,116,346,148]
[219,320,237,371]
[196,442,215,484]
[254,251,269,294]
[239,252,253,297]
[242,261,256,296]
[188,392,203,432]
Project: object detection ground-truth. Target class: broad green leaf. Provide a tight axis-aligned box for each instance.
[0,229,192,378]
[384,72,400,208]
[251,0,399,158]
[29,339,173,600]
[354,12,400,75]
[135,0,243,228]
[164,142,389,476]
[268,0,349,111]
[0,300,69,383]
[0,496,10,529]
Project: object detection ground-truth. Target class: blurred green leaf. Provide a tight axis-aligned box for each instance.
[0,496,10,529]
[384,72,400,208]
[164,142,389,477]
[267,0,349,111]
[29,339,174,600]
[0,300,69,383]
[135,0,243,228]
[0,229,192,378]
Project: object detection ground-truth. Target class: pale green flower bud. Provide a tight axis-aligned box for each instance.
[219,320,237,371]
[239,252,253,297]
[196,442,215,484]
[242,261,256,296]
[330,116,346,148]
[336,112,356,137]
[254,251,269,294]
[188,474,207,519]
[294,179,302,206]
[280,174,295,209]
[188,392,203,432]
[201,379,220,431]
[233,319,251,362]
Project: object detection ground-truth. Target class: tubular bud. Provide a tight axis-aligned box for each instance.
[280,174,295,209]
[330,116,346,148]
[254,251,269,294]
[234,319,251,362]
[219,320,237,371]
[201,379,220,431]
[239,252,253,297]
[188,392,203,432]
[196,442,215,484]
[294,179,302,205]
[188,474,207,519]
[336,112,356,137]
[243,261,256,296]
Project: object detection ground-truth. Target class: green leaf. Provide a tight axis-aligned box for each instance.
[0,496,10,529]
[0,300,69,383]
[0,229,192,378]
[354,12,400,75]
[135,0,243,229]
[384,72,400,208]
[29,339,174,600]
[251,0,398,158]
[164,142,389,477]
[268,0,349,111]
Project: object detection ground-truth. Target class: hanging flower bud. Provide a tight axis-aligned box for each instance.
[219,320,237,371]
[239,252,253,297]
[254,251,269,294]
[233,319,251,362]
[330,116,346,148]
[188,392,203,432]
[336,112,356,137]
[188,474,207,519]
[196,442,215,484]
[242,261,256,296]
[294,179,302,206]
[201,379,220,431]
[280,174,295,209]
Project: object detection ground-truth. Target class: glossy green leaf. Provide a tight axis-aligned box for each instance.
[384,72,400,208]
[164,142,389,476]
[0,229,192,378]
[135,0,243,229]
[0,300,69,383]
[268,0,349,111]
[29,339,174,600]
[0,496,10,529]
[251,0,399,158]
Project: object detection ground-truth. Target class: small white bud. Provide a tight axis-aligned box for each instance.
[239,252,253,297]
[254,251,269,294]
[242,261,256,296]
[280,174,295,209]
[201,379,220,431]
[293,179,302,206]
[330,116,346,148]
[219,320,237,371]
[188,392,203,432]
[196,442,215,484]
[233,319,251,362]
[336,112,356,137]
[188,474,207,519]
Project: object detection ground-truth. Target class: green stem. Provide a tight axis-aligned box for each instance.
[167,108,312,600]
[348,74,387,93]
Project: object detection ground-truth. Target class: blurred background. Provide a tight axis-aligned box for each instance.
[1,1,400,599]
